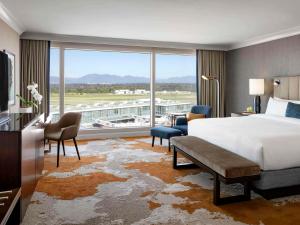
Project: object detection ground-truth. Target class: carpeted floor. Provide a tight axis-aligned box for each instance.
[22,137,300,225]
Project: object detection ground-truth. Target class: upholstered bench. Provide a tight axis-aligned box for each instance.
[150,127,182,151]
[171,136,261,205]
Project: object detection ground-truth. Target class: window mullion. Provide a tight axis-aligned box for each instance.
[150,49,156,127]
[59,47,65,117]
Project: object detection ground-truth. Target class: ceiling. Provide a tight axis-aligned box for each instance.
[2,0,300,49]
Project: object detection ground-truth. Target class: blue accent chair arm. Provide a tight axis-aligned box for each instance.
[175,117,188,126]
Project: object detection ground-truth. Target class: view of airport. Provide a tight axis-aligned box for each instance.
[50,82,196,128]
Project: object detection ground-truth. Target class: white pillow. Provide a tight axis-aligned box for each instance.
[265,97,288,116]
[274,97,300,105]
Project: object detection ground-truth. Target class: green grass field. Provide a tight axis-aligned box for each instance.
[50,92,197,108]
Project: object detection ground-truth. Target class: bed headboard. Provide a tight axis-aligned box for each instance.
[274,76,300,100]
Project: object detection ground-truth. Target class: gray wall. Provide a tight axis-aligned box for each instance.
[226,34,300,115]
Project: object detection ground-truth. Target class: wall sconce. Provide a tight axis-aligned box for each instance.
[274,79,281,87]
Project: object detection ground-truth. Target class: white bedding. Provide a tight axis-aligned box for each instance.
[188,114,300,170]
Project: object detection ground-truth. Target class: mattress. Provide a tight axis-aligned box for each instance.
[188,114,300,171]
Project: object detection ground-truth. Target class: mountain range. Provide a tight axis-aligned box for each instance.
[50,74,195,84]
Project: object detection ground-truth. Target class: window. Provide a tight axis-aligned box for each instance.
[63,49,151,129]
[155,53,197,125]
[50,44,196,131]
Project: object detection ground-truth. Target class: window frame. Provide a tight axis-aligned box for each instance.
[50,42,196,135]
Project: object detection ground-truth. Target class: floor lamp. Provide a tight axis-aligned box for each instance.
[201,75,220,117]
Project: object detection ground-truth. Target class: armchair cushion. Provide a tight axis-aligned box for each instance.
[186,112,205,121]
[61,125,79,140]
[44,112,82,141]
[172,125,188,135]
[175,117,188,126]
[174,105,212,135]
[44,129,62,140]
[151,126,182,139]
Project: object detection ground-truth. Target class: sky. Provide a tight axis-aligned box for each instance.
[50,48,196,79]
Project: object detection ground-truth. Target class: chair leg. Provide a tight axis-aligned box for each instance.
[57,140,60,167]
[152,136,155,147]
[73,138,81,160]
[160,138,162,145]
[44,139,52,153]
[168,139,171,152]
[62,140,66,156]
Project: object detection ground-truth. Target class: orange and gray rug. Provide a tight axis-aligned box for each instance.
[22,137,300,225]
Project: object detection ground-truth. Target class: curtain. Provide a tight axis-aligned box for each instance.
[197,49,226,117]
[20,39,50,116]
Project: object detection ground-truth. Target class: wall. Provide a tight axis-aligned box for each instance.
[0,18,20,111]
[226,34,300,115]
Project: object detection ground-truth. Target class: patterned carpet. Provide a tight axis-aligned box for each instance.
[22,137,300,225]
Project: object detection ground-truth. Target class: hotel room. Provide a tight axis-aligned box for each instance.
[0,1,300,224]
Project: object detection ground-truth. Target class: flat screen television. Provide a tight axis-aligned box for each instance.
[0,51,8,112]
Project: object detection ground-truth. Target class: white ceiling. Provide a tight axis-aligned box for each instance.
[2,0,300,49]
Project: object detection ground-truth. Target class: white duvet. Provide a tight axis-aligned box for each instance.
[188,114,300,170]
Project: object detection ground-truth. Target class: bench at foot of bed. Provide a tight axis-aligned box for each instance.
[171,136,261,205]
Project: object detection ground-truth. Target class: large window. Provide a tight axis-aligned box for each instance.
[49,44,196,131]
[155,53,197,126]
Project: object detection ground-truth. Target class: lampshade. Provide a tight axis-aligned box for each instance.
[249,79,264,95]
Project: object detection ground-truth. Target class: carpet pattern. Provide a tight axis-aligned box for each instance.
[22,137,300,225]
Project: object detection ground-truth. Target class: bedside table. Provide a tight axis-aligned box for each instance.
[231,112,256,117]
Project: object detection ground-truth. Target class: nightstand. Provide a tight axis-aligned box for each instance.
[231,112,256,117]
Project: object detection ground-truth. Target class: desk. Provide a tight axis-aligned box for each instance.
[0,189,21,225]
[0,113,44,223]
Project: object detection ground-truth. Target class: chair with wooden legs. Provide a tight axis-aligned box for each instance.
[44,112,82,167]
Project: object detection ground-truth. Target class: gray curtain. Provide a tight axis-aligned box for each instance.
[197,50,226,117]
[20,39,50,115]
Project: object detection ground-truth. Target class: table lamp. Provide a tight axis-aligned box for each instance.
[249,79,264,113]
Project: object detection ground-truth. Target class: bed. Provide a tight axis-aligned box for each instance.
[188,76,300,199]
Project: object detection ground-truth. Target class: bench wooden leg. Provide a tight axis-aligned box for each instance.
[173,145,177,169]
[213,174,251,205]
[173,146,197,169]
[152,136,155,147]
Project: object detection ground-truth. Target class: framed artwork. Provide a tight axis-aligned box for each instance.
[4,50,15,106]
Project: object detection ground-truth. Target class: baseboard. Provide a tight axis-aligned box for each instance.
[77,130,150,140]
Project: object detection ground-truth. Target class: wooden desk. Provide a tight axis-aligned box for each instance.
[0,189,21,225]
[0,113,44,224]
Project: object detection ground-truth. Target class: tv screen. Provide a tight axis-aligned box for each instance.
[0,51,8,112]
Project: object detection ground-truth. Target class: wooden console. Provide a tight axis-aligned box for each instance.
[0,113,44,224]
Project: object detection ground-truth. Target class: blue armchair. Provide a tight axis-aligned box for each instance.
[173,105,212,135]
